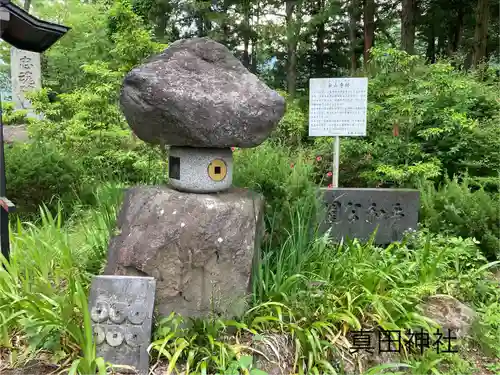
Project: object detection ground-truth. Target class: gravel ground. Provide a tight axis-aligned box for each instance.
[4,125,30,144]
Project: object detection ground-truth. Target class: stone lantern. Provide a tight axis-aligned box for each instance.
[105,37,286,321]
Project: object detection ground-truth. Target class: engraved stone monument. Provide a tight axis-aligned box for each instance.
[105,37,285,320]
[89,275,156,374]
[10,47,41,116]
[320,188,419,245]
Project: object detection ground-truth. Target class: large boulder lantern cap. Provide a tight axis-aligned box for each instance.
[0,0,70,53]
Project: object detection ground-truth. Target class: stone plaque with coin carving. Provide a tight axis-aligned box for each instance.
[88,275,156,374]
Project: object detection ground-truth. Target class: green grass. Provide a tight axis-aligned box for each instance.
[419,176,500,261]
[0,183,122,373]
[146,198,499,374]
[0,146,499,374]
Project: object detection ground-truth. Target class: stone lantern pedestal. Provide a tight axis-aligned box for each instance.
[105,186,265,319]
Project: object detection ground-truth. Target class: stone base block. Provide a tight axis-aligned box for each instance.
[104,186,264,320]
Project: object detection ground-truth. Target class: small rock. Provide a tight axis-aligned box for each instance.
[120,37,285,148]
[420,294,477,339]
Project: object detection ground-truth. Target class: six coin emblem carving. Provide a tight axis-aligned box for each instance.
[91,301,149,347]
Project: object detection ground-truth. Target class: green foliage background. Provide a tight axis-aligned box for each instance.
[3,0,498,260]
[0,0,499,373]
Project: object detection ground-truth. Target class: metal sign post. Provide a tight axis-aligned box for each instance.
[309,77,368,188]
[333,136,340,187]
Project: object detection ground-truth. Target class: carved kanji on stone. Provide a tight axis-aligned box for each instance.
[11,48,42,113]
[18,71,36,90]
[19,56,33,70]
[320,188,419,245]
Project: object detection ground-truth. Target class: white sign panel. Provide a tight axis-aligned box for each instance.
[309,77,368,137]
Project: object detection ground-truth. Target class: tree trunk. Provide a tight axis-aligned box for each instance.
[400,0,417,54]
[196,15,205,37]
[472,0,490,67]
[286,1,299,98]
[24,0,31,11]
[242,37,250,68]
[242,0,251,68]
[250,0,260,73]
[437,33,446,56]
[151,1,173,41]
[250,37,257,73]
[195,3,212,38]
[452,9,464,52]
[155,13,168,41]
[315,0,326,76]
[204,3,212,36]
[349,0,358,73]
[426,26,436,63]
[363,0,375,66]
[219,3,231,46]
[446,8,464,55]
[204,18,212,34]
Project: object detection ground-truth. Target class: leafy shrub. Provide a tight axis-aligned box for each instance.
[25,0,167,192]
[456,114,500,191]
[311,48,500,188]
[28,101,165,186]
[473,302,500,358]
[0,186,122,373]
[269,90,308,146]
[5,131,161,217]
[420,177,500,260]
[312,137,442,188]
[1,102,30,125]
[233,142,319,245]
[6,142,81,215]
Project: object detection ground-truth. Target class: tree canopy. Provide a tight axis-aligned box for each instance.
[3,0,498,98]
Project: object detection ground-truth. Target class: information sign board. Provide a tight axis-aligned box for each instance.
[309,77,368,137]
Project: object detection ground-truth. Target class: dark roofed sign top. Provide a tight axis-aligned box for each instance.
[0,0,70,53]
